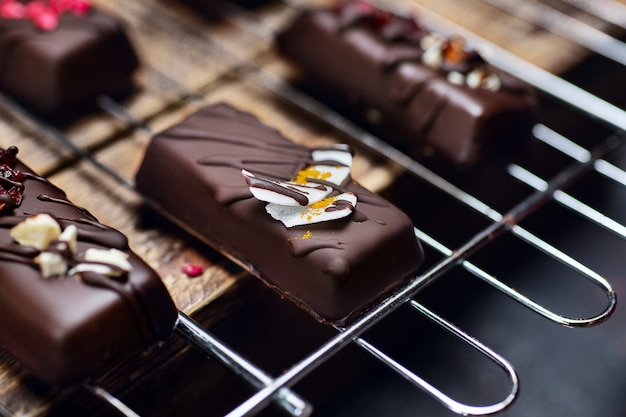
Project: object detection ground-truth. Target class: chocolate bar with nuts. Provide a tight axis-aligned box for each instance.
[136,103,424,326]
[0,146,176,384]
[276,0,538,166]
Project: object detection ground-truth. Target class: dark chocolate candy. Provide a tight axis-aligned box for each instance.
[136,103,424,326]
[0,5,139,121]
[276,0,538,166]
[0,147,176,384]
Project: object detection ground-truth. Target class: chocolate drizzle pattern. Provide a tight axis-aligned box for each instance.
[195,119,379,231]
[244,173,318,206]
[38,194,96,218]
[136,103,424,325]
[0,175,153,345]
[188,112,386,220]
[289,236,349,258]
[277,0,538,166]
[336,4,504,96]
[0,147,176,384]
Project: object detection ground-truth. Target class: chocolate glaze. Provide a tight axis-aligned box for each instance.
[244,174,314,206]
[0,8,139,122]
[136,103,424,326]
[0,149,176,384]
[276,1,539,166]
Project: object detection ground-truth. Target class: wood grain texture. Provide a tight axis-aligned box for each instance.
[0,0,614,414]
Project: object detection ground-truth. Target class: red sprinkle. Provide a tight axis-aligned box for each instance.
[0,1,25,19]
[49,0,71,13]
[70,0,91,16]
[181,263,204,278]
[33,8,58,30]
[1,0,91,30]
[25,1,47,18]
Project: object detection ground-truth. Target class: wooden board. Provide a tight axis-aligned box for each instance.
[0,0,620,414]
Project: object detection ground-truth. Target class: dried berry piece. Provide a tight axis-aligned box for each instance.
[443,36,467,64]
[181,263,203,277]
[0,0,25,18]
[0,146,25,213]
[0,0,91,30]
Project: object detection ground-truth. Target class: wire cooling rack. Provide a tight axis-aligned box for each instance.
[0,0,624,415]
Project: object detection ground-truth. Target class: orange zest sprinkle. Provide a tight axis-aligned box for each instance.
[293,166,332,184]
[309,196,336,210]
[300,196,338,221]
[444,36,467,64]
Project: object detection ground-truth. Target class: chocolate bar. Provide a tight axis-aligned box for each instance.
[0,146,176,384]
[276,0,538,166]
[136,103,424,326]
[0,1,139,122]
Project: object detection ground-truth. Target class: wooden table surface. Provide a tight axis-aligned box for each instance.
[0,0,621,415]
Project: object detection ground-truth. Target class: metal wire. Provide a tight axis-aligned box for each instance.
[175,313,312,417]
[400,1,626,131]
[83,381,141,417]
[87,2,622,414]
[213,5,619,326]
[0,1,622,416]
[351,301,519,416]
[533,124,626,188]
[0,90,311,417]
[0,403,15,417]
[558,0,626,27]
[481,0,626,65]
[507,163,626,239]
[94,10,622,330]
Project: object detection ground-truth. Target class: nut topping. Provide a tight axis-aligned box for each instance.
[10,214,133,279]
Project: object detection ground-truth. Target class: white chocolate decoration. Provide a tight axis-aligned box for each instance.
[84,248,132,272]
[242,170,333,207]
[303,164,351,186]
[311,144,352,170]
[297,144,352,186]
[244,144,359,227]
[266,193,357,228]
[70,263,124,278]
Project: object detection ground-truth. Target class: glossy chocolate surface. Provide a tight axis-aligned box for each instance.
[0,148,176,384]
[276,1,538,166]
[0,8,138,121]
[136,103,424,326]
